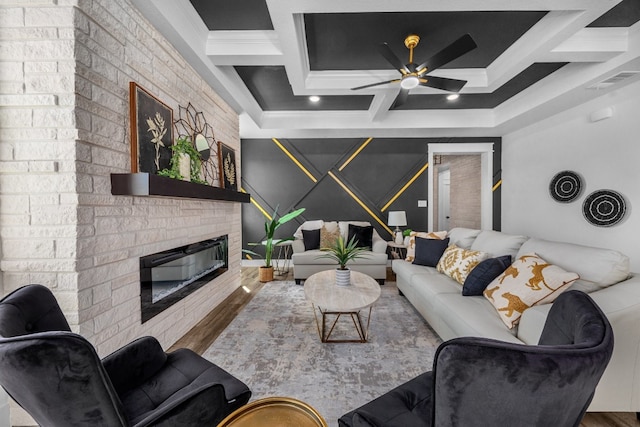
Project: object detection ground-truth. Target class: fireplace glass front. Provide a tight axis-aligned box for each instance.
[140,235,228,322]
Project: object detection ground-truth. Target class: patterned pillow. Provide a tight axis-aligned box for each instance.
[319,225,341,248]
[405,231,447,262]
[483,253,579,329]
[436,244,489,285]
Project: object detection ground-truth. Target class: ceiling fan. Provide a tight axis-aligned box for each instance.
[352,34,477,107]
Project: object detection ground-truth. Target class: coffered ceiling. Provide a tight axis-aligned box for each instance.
[132,0,640,138]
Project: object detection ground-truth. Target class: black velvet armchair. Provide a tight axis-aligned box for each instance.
[0,284,251,426]
[339,290,614,427]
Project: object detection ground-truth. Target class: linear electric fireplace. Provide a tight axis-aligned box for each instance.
[140,235,228,323]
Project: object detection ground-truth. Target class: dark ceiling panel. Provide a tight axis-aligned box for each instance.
[393,63,567,110]
[189,0,273,30]
[588,0,640,27]
[235,66,373,111]
[304,11,547,71]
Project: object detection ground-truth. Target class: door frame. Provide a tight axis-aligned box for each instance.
[427,143,494,231]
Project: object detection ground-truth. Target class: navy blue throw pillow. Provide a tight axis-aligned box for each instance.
[412,237,450,267]
[462,255,512,296]
[348,224,373,249]
[302,229,320,250]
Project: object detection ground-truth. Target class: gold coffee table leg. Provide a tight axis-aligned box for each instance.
[311,305,373,343]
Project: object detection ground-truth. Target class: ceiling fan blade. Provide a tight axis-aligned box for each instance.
[416,34,477,74]
[392,88,410,108]
[351,79,399,90]
[419,75,468,93]
[378,43,410,74]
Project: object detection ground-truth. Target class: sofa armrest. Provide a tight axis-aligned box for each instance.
[292,239,305,253]
[102,336,167,395]
[372,238,387,254]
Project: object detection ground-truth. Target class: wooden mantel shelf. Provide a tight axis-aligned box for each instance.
[111,173,250,203]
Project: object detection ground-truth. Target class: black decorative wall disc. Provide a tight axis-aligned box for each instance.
[582,189,626,227]
[549,170,583,203]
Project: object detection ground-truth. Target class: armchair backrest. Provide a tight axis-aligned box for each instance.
[0,285,128,426]
[431,290,613,427]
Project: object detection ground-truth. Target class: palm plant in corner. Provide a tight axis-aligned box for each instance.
[244,206,305,283]
[317,235,370,286]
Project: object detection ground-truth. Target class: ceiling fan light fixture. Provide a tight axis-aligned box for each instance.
[400,75,420,90]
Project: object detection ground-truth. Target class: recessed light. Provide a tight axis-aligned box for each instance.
[447,94,460,101]
[309,95,320,103]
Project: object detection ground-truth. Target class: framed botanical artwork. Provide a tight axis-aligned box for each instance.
[129,82,174,174]
[218,141,237,190]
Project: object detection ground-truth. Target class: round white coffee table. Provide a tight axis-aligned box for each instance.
[304,270,381,343]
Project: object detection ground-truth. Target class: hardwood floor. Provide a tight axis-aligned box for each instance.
[172,267,638,427]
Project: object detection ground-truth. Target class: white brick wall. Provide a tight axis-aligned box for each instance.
[1,1,242,423]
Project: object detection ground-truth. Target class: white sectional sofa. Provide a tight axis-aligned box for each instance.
[392,227,640,413]
[291,220,388,285]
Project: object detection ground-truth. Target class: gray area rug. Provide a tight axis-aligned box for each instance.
[203,281,442,425]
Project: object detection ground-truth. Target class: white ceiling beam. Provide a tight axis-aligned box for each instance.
[541,28,628,62]
[206,31,284,65]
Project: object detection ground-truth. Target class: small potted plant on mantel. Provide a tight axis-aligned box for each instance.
[157,136,208,185]
[317,235,370,286]
[244,206,305,283]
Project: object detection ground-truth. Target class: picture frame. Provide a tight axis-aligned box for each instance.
[129,82,174,174]
[217,141,237,190]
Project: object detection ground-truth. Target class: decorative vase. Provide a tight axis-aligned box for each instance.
[335,268,351,286]
[259,266,274,283]
[178,153,191,181]
[395,231,404,245]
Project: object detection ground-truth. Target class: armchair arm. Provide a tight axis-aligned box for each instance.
[102,336,167,396]
[132,382,228,427]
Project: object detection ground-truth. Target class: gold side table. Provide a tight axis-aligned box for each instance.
[217,397,327,427]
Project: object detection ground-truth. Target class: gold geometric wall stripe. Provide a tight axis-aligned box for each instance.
[328,171,394,236]
[381,162,429,212]
[272,137,318,183]
[492,179,502,192]
[241,187,272,221]
[339,137,373,171]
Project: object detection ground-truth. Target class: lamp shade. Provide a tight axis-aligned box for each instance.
[388,211,407,227]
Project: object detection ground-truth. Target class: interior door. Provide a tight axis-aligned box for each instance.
[438,169,450,231]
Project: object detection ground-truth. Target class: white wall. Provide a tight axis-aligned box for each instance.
[502,80,640,271]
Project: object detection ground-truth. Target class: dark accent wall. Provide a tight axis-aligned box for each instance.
[241,137,501,257]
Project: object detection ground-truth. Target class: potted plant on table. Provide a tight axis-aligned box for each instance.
[244,206,305,283]
[317,235,370,286]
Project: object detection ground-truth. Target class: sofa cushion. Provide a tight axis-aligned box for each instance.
[413,237,450,267]
[392,259,440,283]
[470,230,528,259]
[302,229,320,250]
[433,294,522,343]
[410,271,462,296]
[292,249,386,265]
[319,224,340,248]
[348,224,373,249]
[462,255,512,296]
[516,238,630,292]
[483,253,579,328]
[446,228,481,249]
[436,244,489,285]
[405,231,447,262]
